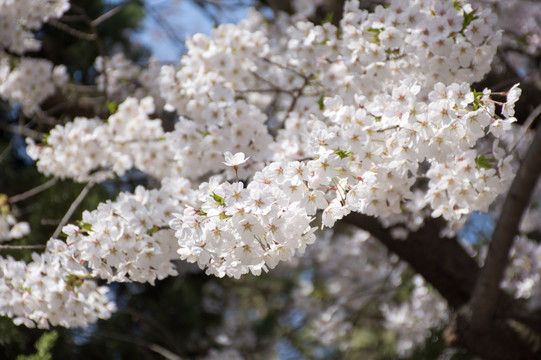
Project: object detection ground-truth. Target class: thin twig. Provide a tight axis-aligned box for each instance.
[0,122,43,140]
[376,125,400,132]
[0,245,46,251]
[509,102,541,154]
[9,178,58,204]
[470,127,541,332]
[91,1,134,27]
[0,139,14,163]
[236,87,291,94]
[122,307,184,355]
[144,2,187,48]
[68,4,110,102]
[261,58,312,80]
[95,331,183,360]
[47,18,96,41]
[283,74,311,122]
[193,0,220,26]
[52,182,94,239]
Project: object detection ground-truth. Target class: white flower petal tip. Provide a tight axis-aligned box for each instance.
[223,152,250,167]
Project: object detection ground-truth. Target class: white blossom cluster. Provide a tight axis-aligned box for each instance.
[0,0,69,54]
[290,228,406,350]
[160,23,269,113]
[292,0,325,18]
[159,22,275,180]
[0,240,115,329]
[499,180,541,310]
[277,80,518,233]
[23,0,521,277]
[94,54,164,107]
[503,235,541,306]
[0,0,69,113]
[26,96,180,182]
[0,0,537,340]
[165,100,274,180]
[170,161,321,278]
[0,216,29,243]
[344,1,499,89]
[0,196,30,242]
[61,177,192,284]
[0,58,68,114]
[381,275,449,356]
[480,0,541,56]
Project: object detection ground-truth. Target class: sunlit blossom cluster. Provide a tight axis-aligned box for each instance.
[62,177,192,284]
[170,161,320,278]
[0,1,539,353]
[0,0,69,113]
[0,240,115,329]
[26,96,180,182]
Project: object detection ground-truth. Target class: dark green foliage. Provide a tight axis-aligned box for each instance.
[39,0,147,83]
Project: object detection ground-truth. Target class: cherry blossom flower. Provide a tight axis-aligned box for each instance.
[223,151,250,167]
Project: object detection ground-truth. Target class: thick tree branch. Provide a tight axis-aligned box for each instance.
[343,212,541,359]
[470,128,541,332]
[342,214,479,308]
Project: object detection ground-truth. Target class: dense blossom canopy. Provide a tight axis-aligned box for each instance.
[1,0,541,358]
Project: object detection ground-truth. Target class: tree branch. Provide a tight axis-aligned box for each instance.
[8,178,58,204]
[343,212,541,359]
[52,182,94,239]
[469,128,541,332]
[47,18,96,41]
[0,245,46,251]
[91,1,135,27]
[342,214,479,308]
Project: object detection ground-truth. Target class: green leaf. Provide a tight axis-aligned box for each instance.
[107,100,118,113]
[65,274,85,290]
[76,221,93,232]
[472,90,483,110]
[146,225,159,235]
[335,150,353,159]
[367,27,382,43]
[462,9,479,29]
[211,193,225,206]
[219,212,231,220]
[317,94,325,110]
[475,154,495,169]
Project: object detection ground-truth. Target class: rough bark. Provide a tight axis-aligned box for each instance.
[469,127,541,333]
